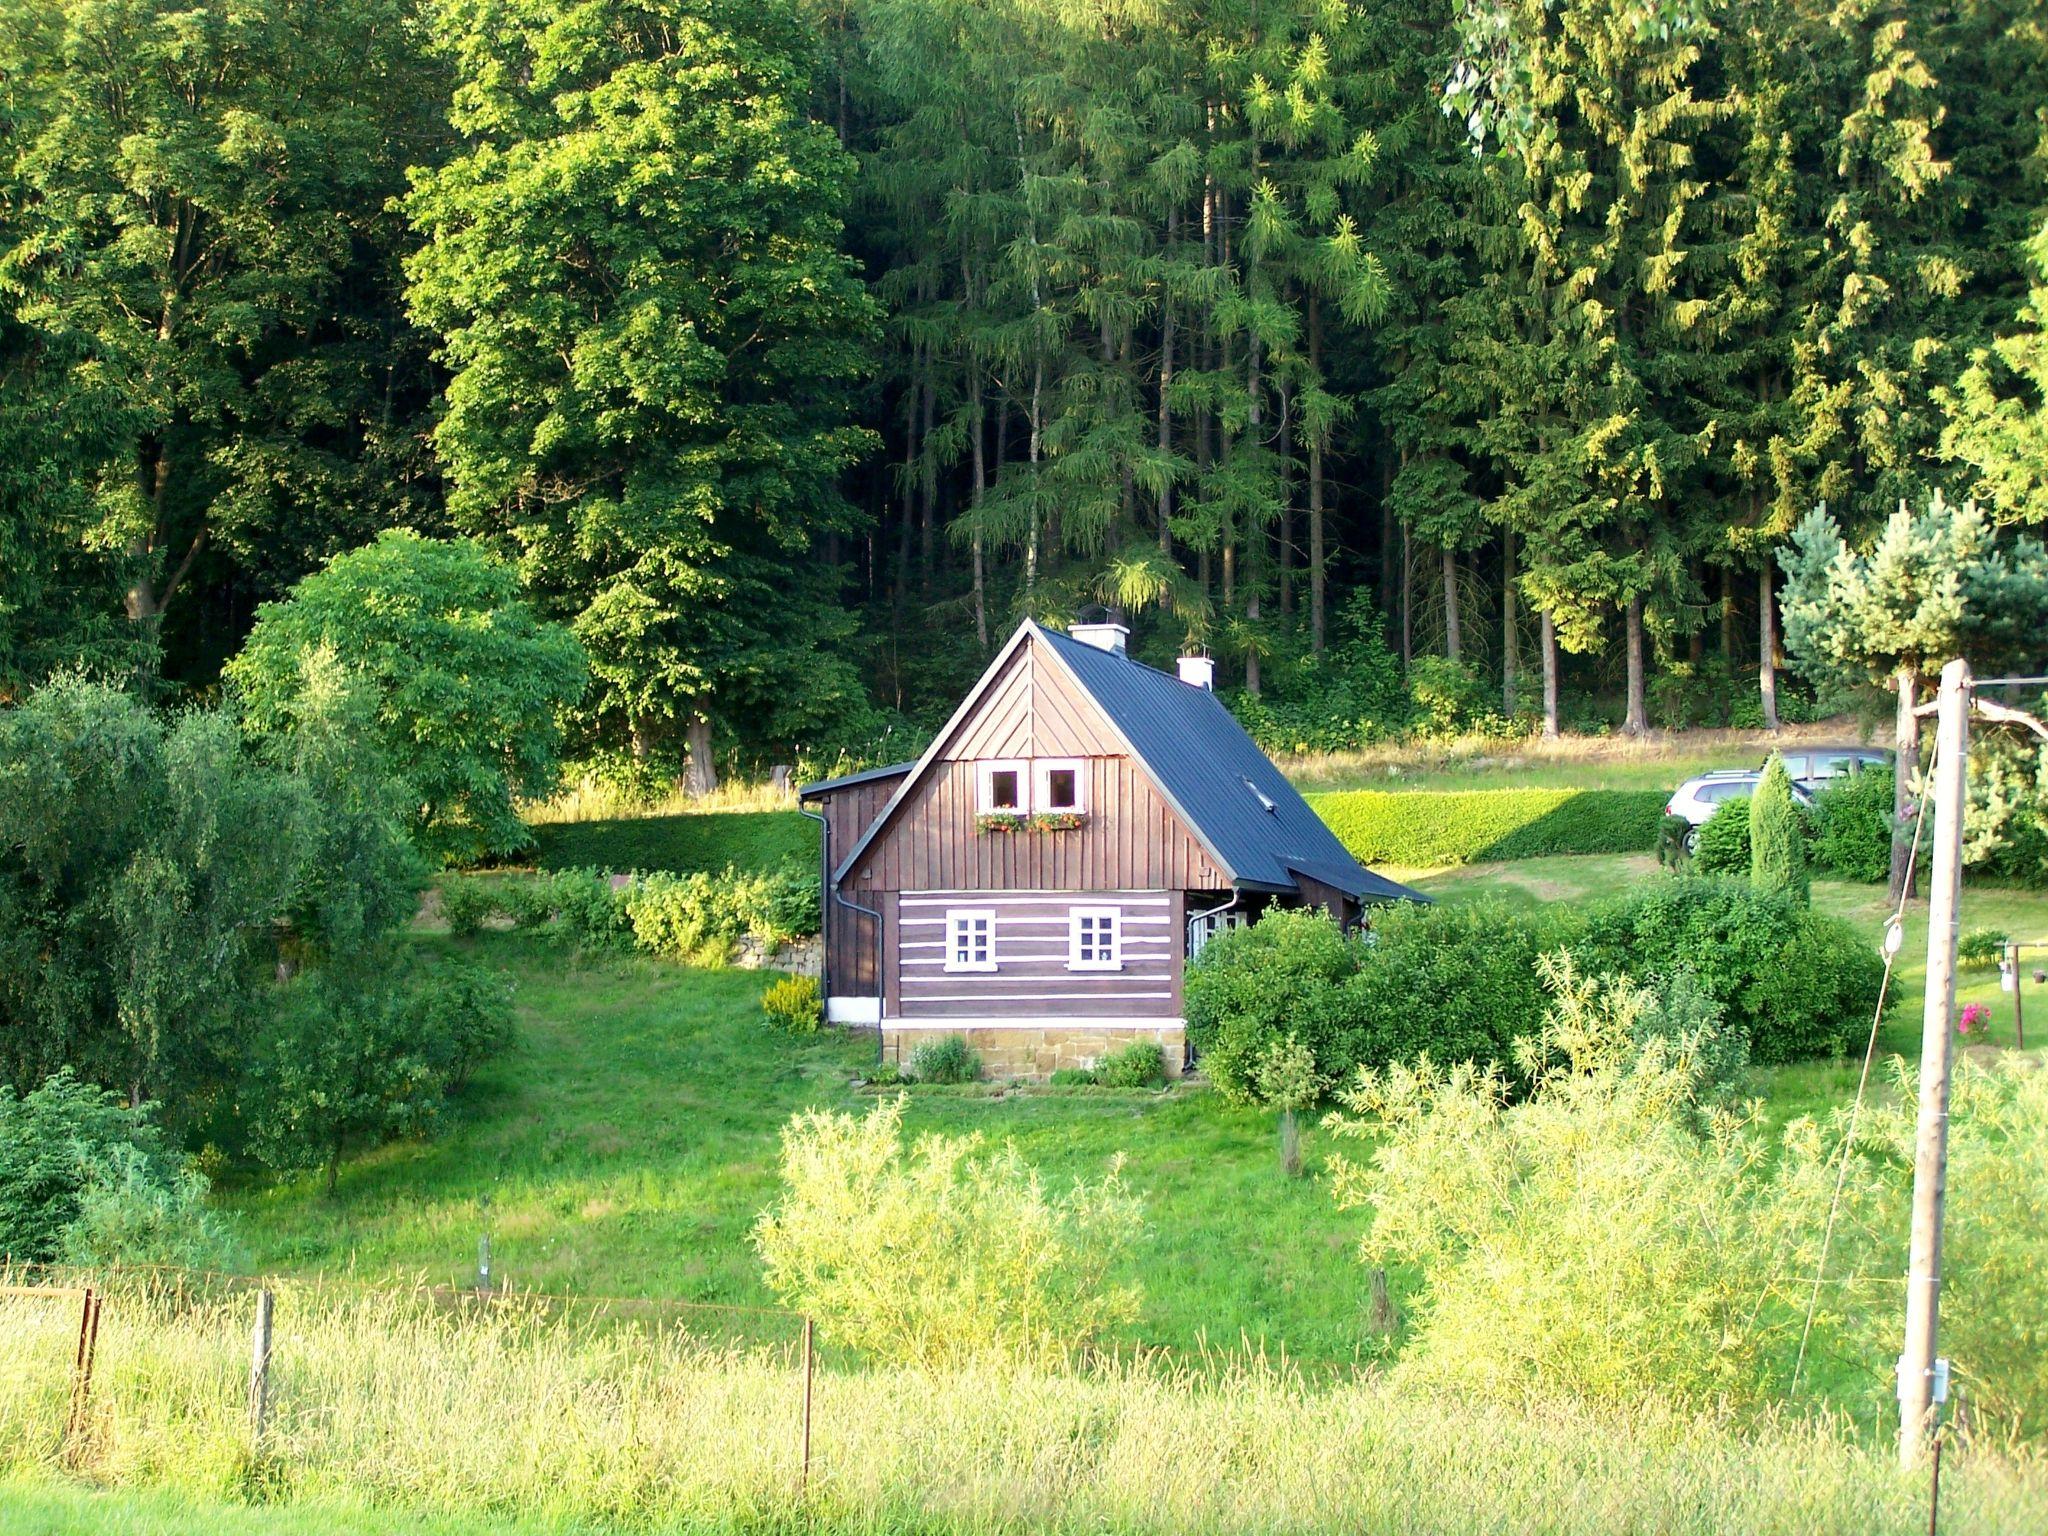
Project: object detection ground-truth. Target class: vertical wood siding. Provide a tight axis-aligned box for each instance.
[845,638,1226,894]
[812,769,908,998]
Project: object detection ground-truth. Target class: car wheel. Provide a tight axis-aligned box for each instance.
[1683,827,1699,853]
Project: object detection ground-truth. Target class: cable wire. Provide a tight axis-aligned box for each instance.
[1789,735,1939,1395]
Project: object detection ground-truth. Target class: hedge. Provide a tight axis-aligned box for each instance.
[1307,788,1668,868]
[532,810,815,876]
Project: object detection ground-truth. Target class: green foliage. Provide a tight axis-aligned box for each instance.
[1095,1041,1166,1090]
[1047,1067,1098,1088]
[1808,769,1896,884]
[532,811,817,878]
[906,1035,981,1086]
[405,0,878,765]
[1690,797,1753,875]
[1325,955,1853,1415]
[1188,903,1559,1104]
[1632,966,1749,1113]
[760,974,822,1035]
[1406,657,1506,740]
[1185,910,1363,1105]
[0,1070,224,1267]
[228,532,587,866]
[1308,789,1667,868]
[1230,595,1412,754]
[1749,756,1808,903]
[442,864,819,964]
[1958,927,2010,967]
[1656,813,1694,870]
[752,1097,1142,1366]
[1580,879,1882,1063]
[243,958,513,1194]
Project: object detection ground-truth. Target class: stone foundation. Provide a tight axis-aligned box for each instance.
[881,1021,1186,1081]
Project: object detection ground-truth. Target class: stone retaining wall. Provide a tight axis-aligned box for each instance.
[880,1022,1185,1081]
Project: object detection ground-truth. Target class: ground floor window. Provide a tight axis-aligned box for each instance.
[945,908,996,971]
[1068,905,1122,970]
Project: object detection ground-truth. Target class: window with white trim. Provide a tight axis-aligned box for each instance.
[945,909,997,972]
[1034,758,1086,813]
[1068,905,1122,971]
[977,760,1028,813]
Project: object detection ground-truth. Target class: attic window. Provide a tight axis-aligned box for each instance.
[1244,777,1278,814]
[978,760,1027,812]
[1035,759,1085,813]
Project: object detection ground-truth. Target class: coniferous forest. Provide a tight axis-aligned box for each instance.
[4,0,2046,778]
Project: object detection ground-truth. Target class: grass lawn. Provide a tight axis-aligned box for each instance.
[0,1482,612,1536]
[227,935,1370,1362]
[226,852,2048,1369]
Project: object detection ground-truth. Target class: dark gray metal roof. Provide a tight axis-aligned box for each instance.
[798,761,916,799]
[1037,626,1423,904]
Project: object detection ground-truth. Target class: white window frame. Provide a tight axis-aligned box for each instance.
[1034,758,1088,814]
[976,759,1029,814]
[1067,905,1123,972]
[944,908,998,973]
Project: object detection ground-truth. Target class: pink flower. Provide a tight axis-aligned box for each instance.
[1959,1003,1991,1036]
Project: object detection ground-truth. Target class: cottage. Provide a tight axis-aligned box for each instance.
[798,619,1426,1078]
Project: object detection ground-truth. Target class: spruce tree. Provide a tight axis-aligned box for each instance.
[1749,753,1807,903]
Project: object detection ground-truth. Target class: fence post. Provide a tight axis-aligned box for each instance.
[66,1285,100,1451]
[249,1289,275,1446]
[799,1315,815,1498]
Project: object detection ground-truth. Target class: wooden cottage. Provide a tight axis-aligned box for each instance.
[798,619,1425,1078]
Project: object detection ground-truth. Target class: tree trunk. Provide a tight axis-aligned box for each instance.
[1400,519,1413,671]
[1157,214,1175,557]
[918,370,937,592]
[1623,595,1649,736]
[970,383,988,650]
[1442,546,1461,662]
[1245,591,1261,697]
[684,713,718,797]
[1721,563,1737,661]
[1308,297,1326,654]
[1759,563,1782,732]
[1502,527,1519,714]
[1891,667,1921,902]
[1541,611,1560,739]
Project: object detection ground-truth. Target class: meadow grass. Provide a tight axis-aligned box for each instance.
[3,1283,2042,1536]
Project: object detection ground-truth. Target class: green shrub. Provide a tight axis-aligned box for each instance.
[1407,656,1505,739]
[1809,768,1895,883]
[752,1097,1142,1367]
[0,1070,228,1266]
[1959,927,2010,967]
[1228,593,1412,754]
[1579,878,1883,1063]
[439,878,498,938]
[1750,757,1808,902]
[1186,909,1363,1103]
[545,868,635,952]
[761,973,822,1034]
[1656,813,1694,870]
[1309,788,1667,868]
[626,864,821,964]
[410,957,517,1092]
[907,1034,981,1085]
[1690,797,1752,875]
[1188,903,1564,1103]
[1096,1041,1166,1088]
[1632,965,1749,1111]
[1048,1067,1098,1087]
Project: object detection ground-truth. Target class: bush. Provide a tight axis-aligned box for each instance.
[0,1070,228,1267]
[1579,879,1883,1063]
[907,1034,981,1085]
[439,878,499,938]
[1959,927,2010,967]
[627,865,820,964]
[1048,1067,1098,1087]
[1186,909,1363,1103]
[1228,592,1412,754]
[1808,768,1895,883]
[752,1097,1142,1366]
[1690,797,1752,875]
[761,973,822,1034]
[1750,757,1808,902]
[410,957,517,1092]
[1096,1041,1166,1088]
[1407,656,1505,739]
[1188,903,1564,1102]
[1324,956,1860,1415]
[1309,788,1667,868]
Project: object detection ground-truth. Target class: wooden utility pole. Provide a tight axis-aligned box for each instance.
[1899,657,1968,1468]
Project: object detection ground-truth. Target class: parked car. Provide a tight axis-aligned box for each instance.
[1764,745,1892,786]
[1666,770,1814,849]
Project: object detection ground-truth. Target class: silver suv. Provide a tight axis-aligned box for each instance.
[1765,745,1892,786]
[1666,770,1814,848]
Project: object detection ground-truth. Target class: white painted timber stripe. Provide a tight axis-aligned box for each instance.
[897,921,1171,933]
[826,996,880,1024]
[900,893,1169,906]
[886,1017,1186,1031]
[900,991,1175,1004]
[902,938,1170,953]
[901,953,1169,968]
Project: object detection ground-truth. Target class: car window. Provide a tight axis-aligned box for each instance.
[1816,754,1861,775]
[1697,781,1751,803]
[1778,754,1810,777]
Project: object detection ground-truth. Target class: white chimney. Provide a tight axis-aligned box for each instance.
[1070,621,1129,655]
[1177,654,1215,691]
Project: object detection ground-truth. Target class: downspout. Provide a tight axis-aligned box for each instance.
[799,801,887,1067]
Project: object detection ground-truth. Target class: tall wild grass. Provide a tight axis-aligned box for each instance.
[3,1280,2043,1534]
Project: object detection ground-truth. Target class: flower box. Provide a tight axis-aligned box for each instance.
[975,811,1088,834]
